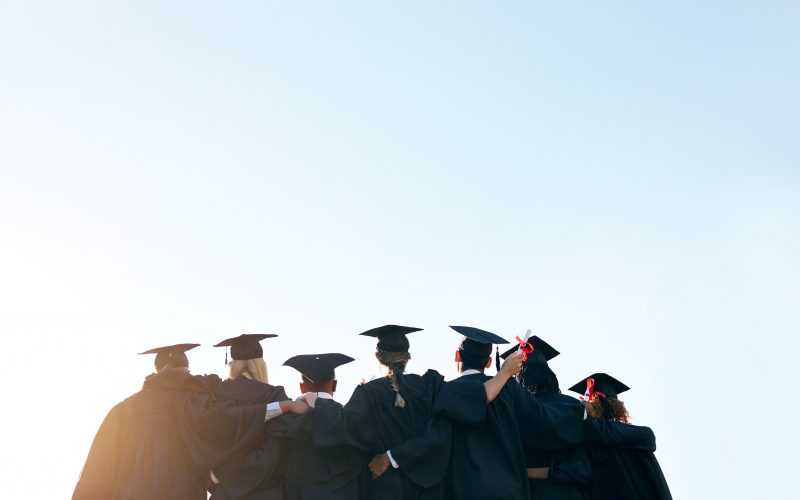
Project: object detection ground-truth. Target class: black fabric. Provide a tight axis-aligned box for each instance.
[568,374,629,399]
[583,418,672,500]
[312,369,447,500]
[529,479,588,500]
[278,399,368,500]
[283,353,354,384]
[72,370,266,500]
[208,376,290,500]
[214,334,277,361]
[522,393,591,500]
[432,374,585,500]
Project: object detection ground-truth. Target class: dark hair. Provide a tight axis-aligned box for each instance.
[586,396,630,423]
[517,362,561,395]
[375,332,411,408]
[155,351,188,371]
[459,338,492,371]
[301,375,334,393]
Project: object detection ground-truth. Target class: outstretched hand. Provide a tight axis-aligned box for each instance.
[368,452,391,479]
[290,399,310,415]
[298,392,319,409]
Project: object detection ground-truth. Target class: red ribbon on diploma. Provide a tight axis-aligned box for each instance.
[581,377,607,401]
[514,336,535,362]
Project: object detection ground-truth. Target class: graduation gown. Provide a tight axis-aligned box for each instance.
[72,369,267,500]
[583,418,672,500]
[278,396,368,500]
[207,376,290,500]
[523,393,591,500]
[312,369,447,500]
[434,373,585,500]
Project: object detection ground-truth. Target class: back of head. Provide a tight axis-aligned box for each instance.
[155,351,189,371]
[375,331,411,408]
[459,338,492,371]
[229,358,269,384]
[586,396,630,423]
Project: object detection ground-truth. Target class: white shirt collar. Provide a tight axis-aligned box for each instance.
[316,392,333,399]
[460,369,483,377]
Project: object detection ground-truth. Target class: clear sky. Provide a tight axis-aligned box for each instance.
[1,1,798,498]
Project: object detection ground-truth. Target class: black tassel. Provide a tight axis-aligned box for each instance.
[225,349,228,365]
[495,346,500,371]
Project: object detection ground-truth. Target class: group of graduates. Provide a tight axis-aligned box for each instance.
[72,324,672,500]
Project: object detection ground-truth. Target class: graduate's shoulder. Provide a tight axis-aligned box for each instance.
[359,369,445,400]
[537,392,583,406]
[215,376,288,404]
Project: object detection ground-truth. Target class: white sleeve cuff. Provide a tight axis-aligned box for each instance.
[265,401,284,421]
[210,470,220,484]
[387,450,399,469]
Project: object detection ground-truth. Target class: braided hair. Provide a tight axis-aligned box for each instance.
[375,332,411,408]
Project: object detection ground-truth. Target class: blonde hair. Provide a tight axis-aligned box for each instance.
[228,358,269,384]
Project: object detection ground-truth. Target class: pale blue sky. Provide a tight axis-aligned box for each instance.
[1,2,798,498]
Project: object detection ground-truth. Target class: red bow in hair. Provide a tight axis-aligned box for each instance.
[580,377,607,401]
[514,336,535,362]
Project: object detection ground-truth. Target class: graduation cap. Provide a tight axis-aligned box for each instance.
[568,373,630,400]
[499,335,560,365]
[283,353,355,384]
[138,343,199,370]
[358,325,423,338]
[214,334,277,364]
[449,325,509,371]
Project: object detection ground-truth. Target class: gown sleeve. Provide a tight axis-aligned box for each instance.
[432,378,488,426]
[175,391,268,473]
[312,385,378,451]
[72,403,126,500]
[387,416,453,489]
[583,417,656,451]
[513,383,584,450]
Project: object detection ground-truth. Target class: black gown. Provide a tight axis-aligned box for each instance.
[279,397,368,500]
[582,417,672,500]
[72,369,267,500]
[208,376,291,500]
[312,370,447,500]
[523,393,591,500]
[433,374,586,500]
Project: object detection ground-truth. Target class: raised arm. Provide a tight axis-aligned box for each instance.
[483,352,523,403]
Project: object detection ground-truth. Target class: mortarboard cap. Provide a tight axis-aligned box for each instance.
[449,325,509,345]
[500,335,560,364]
[283,353,355,384]
[450,325,509,372]
[568,373,630,399]
[138,343,199,370]
[359,325,423,338]
[214,334,277,362]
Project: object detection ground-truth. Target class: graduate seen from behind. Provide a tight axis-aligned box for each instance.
[500,334,593,500]
[420,326,587,500]
[73,342,308,500]
[280,353,369,500]
[569,374,672,500]
[306,324,523,500]
[208,333,307,500]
